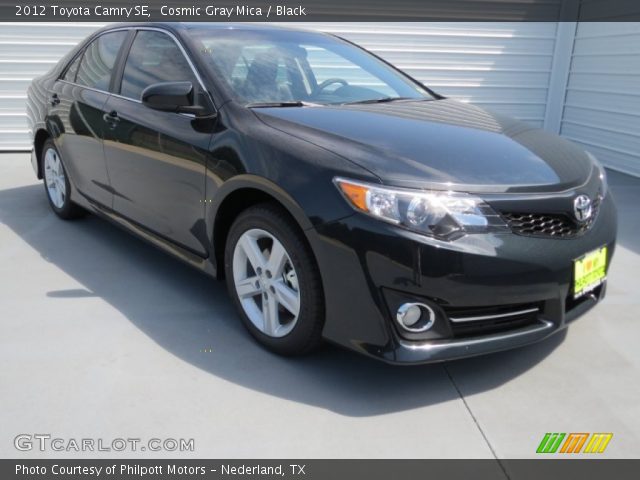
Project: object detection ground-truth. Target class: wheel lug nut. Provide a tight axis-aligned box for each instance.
[265,270,272,279]
[256,267,262,275]
[270,286,276,294]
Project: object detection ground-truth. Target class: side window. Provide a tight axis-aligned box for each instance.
[76,31,127,91]
[62,53,82,83]
[120,31,196,101]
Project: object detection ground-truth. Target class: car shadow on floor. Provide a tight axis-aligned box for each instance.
[2,183,570,417]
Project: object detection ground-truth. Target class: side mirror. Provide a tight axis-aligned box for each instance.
[141,82,214,117]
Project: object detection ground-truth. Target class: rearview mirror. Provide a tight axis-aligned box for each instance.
[142,82,214,117]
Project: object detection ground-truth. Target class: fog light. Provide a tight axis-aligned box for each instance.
[396,302,436,332]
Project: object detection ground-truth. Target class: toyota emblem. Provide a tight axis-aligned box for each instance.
[574,194,593,222]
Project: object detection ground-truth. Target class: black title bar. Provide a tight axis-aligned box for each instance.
[3,0,640,22]
[3,459,640,480]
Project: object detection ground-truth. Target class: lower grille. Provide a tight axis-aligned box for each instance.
[445,303,542,338]
[565,283,603,319]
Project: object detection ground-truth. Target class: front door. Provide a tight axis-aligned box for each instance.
[102,30,213,256]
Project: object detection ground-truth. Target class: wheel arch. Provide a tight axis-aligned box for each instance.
[210,175,314,280]
[33,128,52,179]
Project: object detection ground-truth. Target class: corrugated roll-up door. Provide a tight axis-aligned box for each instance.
[2,22,558,150]
[560,22,640,176]
[0,23,104,150]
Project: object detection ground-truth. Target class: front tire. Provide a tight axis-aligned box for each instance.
[224,204,324,356]
[41,139,85,219]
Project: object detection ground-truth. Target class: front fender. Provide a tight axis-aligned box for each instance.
[205,174,318,276]
[208,174,314,234]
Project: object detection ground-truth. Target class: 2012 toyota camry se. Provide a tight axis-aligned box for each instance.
[26,23,616,364]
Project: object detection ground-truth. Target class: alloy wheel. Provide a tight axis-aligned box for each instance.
[43,147,66,209]
[232,228,301,338]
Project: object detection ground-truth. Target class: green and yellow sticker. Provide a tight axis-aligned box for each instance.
[574,246,607,298]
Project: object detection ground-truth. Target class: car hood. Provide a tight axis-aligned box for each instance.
[253,99,594,193]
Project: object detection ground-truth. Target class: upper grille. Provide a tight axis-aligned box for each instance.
[502,195,601,238]
[502,212,576,237]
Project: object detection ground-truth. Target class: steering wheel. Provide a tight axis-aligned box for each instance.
[313,78,348,96]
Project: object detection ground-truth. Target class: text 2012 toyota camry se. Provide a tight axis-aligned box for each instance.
[26,23,616,364]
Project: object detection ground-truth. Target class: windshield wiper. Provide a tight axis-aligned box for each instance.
[343,96,415,105]
[246,101,321,108]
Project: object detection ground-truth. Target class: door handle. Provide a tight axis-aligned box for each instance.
[102,110,120,127]
[49,93,60,106]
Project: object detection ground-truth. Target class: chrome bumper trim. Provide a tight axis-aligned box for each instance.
[392,319,557,364]
[449,307,540,323]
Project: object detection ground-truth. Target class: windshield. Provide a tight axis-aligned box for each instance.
[189,28,434,106]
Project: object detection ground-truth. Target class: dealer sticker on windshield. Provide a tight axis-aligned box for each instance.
[573,246,607,299]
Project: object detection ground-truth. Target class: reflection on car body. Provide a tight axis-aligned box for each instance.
[26,23,616,364]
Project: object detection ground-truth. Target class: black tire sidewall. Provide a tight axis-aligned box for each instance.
[224,205,324,355]
[41,139,79,219]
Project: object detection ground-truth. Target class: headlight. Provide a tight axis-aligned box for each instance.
[587,152,608,198]
[334,177,508,240]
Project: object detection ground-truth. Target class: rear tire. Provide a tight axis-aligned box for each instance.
[41,139,85,220]
[224,203,324,356]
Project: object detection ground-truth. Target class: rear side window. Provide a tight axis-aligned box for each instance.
[62,54,82,82]
[120,30,196,101]
[76,31,128,91]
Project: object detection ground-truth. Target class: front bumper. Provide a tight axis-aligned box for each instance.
[308,194,617,364]
[391,286,603,364]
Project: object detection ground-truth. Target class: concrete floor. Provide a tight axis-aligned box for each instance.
[1,153,639,459]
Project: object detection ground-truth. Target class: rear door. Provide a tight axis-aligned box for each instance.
[102,29,212,256]
[49,30,129,207]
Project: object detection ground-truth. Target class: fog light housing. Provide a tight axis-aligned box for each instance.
[396,303,436,332]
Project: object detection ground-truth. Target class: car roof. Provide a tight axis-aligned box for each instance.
[102,22,320,35]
